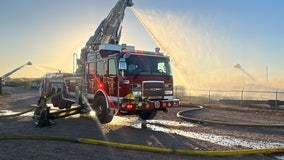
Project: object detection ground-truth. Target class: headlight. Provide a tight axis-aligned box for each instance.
[132,90,142,97]
[164,90,173,95]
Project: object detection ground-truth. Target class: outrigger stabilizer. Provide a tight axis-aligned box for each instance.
[33,94,89,127]
[33,94,148,128]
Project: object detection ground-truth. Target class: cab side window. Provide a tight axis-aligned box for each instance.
[97,61,106,76]
[108,59,116,76]
[89,62,95,74]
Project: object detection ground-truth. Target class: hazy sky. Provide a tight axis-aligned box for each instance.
[1,0,284,89]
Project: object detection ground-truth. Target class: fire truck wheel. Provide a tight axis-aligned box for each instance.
[58,99,65,109]
[50,88,59,107]
[51,96,61,108]
[139,110,157,120]
[51,89,64,109]
[93,96,113,124]
[59,100,72,109]
[64,101,72,109]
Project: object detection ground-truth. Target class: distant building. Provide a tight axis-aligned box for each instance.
[31,80,41,90]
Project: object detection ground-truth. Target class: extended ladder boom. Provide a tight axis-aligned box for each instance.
[1,61,32,79]
[79,0,133,64]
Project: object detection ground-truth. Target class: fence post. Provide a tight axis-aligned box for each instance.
[275,88,278,108]
[208,88,211,104]
[189,88,192,103]
[0,77,2,96]
[240,88,244,107]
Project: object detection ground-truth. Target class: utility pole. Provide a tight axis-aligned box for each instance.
[266,66,268,82]
[0,77,2,95]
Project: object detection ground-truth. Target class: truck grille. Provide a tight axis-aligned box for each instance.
[142,81,164,99]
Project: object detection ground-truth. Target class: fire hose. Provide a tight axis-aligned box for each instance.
[0,135,284,157]
[0,92,59,119]
[177,105,284,128]
[1,105,284,157]
[0,104,37,119]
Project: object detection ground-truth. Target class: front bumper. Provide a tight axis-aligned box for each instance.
[118,98,179,114]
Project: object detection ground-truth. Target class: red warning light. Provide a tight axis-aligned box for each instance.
[99,83,104,89]
[127,104,133,109]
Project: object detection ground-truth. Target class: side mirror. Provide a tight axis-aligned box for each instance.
[119,58,127,70]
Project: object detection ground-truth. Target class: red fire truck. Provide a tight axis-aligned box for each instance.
[35,0,179,126]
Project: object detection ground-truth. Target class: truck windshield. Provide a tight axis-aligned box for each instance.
[125,55,172,76]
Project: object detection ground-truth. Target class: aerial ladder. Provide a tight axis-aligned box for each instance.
[1,61,32,80]
[78,0,133,70]
[0,61,32,95]
[34,0,133,127]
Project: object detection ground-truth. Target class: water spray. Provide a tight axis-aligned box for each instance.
[131,7,281,95]
[131,8,192,88]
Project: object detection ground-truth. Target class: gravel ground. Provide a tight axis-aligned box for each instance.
[176,105,284,145]
[183,105,284,125]
[0,87,284,160]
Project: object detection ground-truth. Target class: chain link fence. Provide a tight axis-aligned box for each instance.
[174,86,284,108]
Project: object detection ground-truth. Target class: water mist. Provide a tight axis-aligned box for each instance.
[131,7,284,101]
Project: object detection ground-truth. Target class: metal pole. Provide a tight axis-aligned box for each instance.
[0,77,2,96]
[73,53,77,74]
[208,88,211,104]
[240,88,244,107]
[275,89,278,108]
[189,88,192,103]
[266,66,268,82]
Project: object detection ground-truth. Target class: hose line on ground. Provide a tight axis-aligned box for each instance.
[177,106,284,128]
[0,92,61,119]
[0,135,284,157]
[0,104,37,119]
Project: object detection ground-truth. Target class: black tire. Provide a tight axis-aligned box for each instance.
[64,101,72,109]
[93,96,113,124]
[58,100,72,109]
[50,88,59,107]
[139,110,157,120]
[51,88,68,109]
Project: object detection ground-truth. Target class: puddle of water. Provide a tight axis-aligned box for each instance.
[108,117,196,128]
[0,110,34,116]
[131,122,284,149]
[139,123,284,160]
[108,116,138,126]
[147,119,195,128]
[275,156,284,160]
[0,104,55,117]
